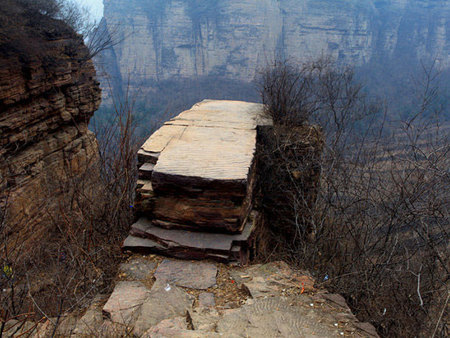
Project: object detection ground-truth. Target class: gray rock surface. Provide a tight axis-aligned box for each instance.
[43,259,378,337]
[133,279,195,336]
[198,292,216,308]
[217,297,343,337]
[119,257,156,280]
[102,281,150,325]
[155,259,217,290]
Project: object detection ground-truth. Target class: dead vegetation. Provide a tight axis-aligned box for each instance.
[257,57,449,337]
[1,2,448,334]
[0,2,136,334]
[0,91,140,336]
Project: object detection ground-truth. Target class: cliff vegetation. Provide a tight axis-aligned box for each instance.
[1,1,136,334]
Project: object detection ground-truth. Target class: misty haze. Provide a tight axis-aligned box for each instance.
[1,1,448,337]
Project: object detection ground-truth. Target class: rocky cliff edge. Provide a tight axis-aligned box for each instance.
[0,1,101,253]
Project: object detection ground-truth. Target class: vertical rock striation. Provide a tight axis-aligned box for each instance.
[101,0,450,93]
[0,2,101,251]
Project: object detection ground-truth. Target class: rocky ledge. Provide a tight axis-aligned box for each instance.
[0,1,101,252]
[6,258,379,337]
[125,100,271,262]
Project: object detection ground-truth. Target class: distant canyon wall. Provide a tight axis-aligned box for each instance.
[100,0,450,90]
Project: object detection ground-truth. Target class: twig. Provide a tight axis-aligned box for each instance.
[432,291,449,338]
[26,274,55,326]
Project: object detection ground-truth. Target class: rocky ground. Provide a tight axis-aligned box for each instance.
[4,256,378,337]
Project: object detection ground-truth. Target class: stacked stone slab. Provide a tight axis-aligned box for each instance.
[124,100,271,262]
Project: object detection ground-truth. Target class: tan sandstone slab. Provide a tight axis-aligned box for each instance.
[102,281,150,325]
[146,100,265,182]
[154,259,217,290]
[142,100,266,155]
[141,124,187,153]
[172,100,265,126]
[153,126,256,181]
[165,119,255,130]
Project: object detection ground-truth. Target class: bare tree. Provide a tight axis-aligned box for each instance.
[15,0,121,62]
[258,57,449,337]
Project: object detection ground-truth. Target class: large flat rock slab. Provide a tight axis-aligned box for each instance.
[135,100,268,234]
[149,100,264,188]
[102,281,150,325]
[149,100,263,194]
[134,280,194,336]
[127,216,255,262]
[164,100,268,129]
[154,259,217,290]
[130,217,253,253]
[152,126,256,185]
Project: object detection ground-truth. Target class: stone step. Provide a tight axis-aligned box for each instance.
[122,235,233,262]
[123,235,164,252]
[130,217,252,253]
[136,179,150,189]
[136,180,154,195]
[126,215,256,263]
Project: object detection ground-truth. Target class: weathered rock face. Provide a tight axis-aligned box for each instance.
[125,100,270,262]
[102,0,449,87]
[0,3,101,251]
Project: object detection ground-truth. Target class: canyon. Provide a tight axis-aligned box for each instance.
[100,0,450,97]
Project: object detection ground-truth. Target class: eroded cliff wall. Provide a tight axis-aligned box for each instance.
[0,2,101,250]
[101,0,449,88]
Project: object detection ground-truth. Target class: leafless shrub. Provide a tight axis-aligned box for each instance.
[260,57,374,128]
[0,90,140,335]
[10,0,120,63]
[260,59,315,125]
[258,57,449,337]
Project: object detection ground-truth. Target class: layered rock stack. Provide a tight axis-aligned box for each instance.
[0,1,101,253]
[124,100,272,262]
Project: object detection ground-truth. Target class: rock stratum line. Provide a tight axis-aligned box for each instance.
[125,100,271,262]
